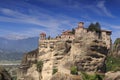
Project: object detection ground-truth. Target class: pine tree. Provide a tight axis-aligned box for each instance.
[88,22,101,39]
[72,28,75,34]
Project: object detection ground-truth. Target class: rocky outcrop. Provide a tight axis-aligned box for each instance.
[21,49,38,66]
[37,41,72,80]
[55,37,108,74]
[50,72,81,80]
[73,39,108,73]
[0,66,11,80]
[18,37,109,80]
[112,38,120,57]
[17,49,40,80]
[104,71,120,80]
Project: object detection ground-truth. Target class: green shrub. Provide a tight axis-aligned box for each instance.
[81,72,104,80]
[12,76,17,80]
[88,22,101,32]
[70,66,78,75]
[52,68,58,75]
[88,22,101,39]
[106,56,120,71]
[72,28,75,34]
[36,61,43,72]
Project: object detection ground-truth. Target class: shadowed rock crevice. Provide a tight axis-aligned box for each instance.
[72,39,108,73]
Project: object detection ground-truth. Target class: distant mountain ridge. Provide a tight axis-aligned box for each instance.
[0,37,39,60]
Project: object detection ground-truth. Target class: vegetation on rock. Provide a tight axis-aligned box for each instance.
[106,56,120,71]
[36,60,43,72]
[81,72,104,80]
[52,68,58,75]
[88,22,101,32]
[106,38,120,72]
[88,22,101,38]
[70,66,78,75]
[114,38,120,46]
[72,28,75,34]
[50,72,74,80]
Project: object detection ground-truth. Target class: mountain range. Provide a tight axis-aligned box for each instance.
[0,37,39,61]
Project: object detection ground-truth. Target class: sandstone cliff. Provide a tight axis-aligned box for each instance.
[17,49,40,80]
[0,66,12,80]
[103,38,120,80]
[104,71,120,80]
[21,49,38,66]
[18,35,109,80]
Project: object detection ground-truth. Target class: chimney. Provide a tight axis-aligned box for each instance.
[78,22,84,28]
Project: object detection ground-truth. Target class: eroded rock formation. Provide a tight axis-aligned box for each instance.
[17,37,109,80]
[0,66,11,80]
[17,49,40,80]
[112,38,120,57]
[104,71,120,80]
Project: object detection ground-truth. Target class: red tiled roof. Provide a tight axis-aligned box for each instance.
[62,30,72,35]
[101,30,112,33]
[40,32,46,35]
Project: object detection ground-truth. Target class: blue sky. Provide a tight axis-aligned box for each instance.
[0,0,120,42]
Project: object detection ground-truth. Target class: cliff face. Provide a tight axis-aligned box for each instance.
[0,66,11,80]
[50,72,81,80]
[17,49,40,80]
[103,38,120,80]
[112,38,120,57]
[104,71,120,80]
[21,49,38,66]
[18,36,109,80]
[72,39,107,73]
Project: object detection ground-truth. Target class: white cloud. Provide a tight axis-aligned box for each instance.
[0,0,117,40]
[101,22,120,30]
[33,0,114,18]
[0,7,79,27]
[96,1,115,18]
[0,7,80,39]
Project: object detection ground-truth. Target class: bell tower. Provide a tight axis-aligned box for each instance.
[40,32,46,40]
[78,22,84,28]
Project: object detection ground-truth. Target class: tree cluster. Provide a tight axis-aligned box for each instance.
[88,22,101,39]
[88,22,101,32]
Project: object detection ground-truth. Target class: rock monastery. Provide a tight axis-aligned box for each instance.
[39,22,112,50]
[17,22,112,80]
